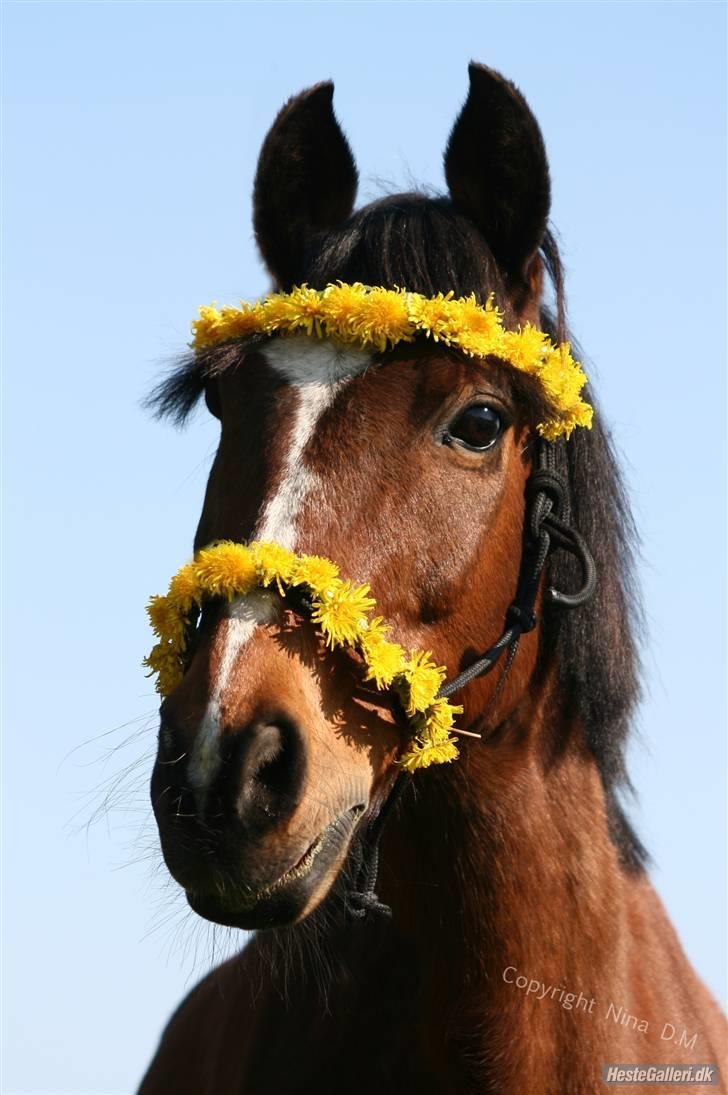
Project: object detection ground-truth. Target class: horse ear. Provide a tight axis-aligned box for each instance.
[253,81,358,288]
[444,63,551,281]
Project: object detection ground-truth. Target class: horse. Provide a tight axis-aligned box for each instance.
[137,64,726,1093]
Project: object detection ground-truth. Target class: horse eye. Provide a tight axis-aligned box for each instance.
[446,404,503,451]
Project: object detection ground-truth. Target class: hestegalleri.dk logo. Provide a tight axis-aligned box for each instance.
[602,1064,719,1085]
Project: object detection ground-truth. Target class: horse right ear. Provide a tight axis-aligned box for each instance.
[444,63,551,283]
[253,82,358,289]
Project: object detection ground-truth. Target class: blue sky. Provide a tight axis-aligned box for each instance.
[3,2,726,1092]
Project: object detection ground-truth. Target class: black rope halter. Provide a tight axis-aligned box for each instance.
[345,438,597,920]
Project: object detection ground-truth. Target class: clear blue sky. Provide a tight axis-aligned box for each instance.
[3,3,725,1092]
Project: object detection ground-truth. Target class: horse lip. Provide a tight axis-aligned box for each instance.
[255,804,364,900]
[185,803,365,925]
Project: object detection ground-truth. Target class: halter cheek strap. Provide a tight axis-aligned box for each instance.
[345,439,597,919]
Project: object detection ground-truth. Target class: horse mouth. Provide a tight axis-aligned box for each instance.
[185,805,365,929]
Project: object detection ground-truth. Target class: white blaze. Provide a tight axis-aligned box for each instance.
[188,591,279,791]
[189,338,373,791]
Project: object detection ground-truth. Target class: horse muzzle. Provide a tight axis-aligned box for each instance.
[150,712,366,928]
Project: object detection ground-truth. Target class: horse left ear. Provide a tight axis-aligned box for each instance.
[444,63,551,282]
[253,81,358,288]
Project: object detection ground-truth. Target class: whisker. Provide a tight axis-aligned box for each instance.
[157,752,188,766]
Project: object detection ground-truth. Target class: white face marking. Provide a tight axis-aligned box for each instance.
[188,590,279,792]
[255,338,374,545]
[190,338,374,796]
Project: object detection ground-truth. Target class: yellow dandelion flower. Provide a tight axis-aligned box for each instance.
[574,401,593,429]
[408,292,460,344]
[143,641,185,696]
[310,580,376,648]
[292,553,341,595]
[194,541,257,600]
[215,303,262,343]
[399,702,462,770]
[530,342,591,439]
[259,292,305,335]
[360,615,390,641]
[500,325,550,376]
[400,650,447,716]
[360,630,407,689]
[251,541,297,590]
[146,595,185,645]
[537,417,562,442]
[539,343,585,404]
[282,285,328,337]
[452,294,505,358]
[399,736,460,772]
[320,282,370,337]
[423,696,464,737]
[350,287,413,352]
[191,304,224,349]
[168,562,202,615]
[455,293,502,333]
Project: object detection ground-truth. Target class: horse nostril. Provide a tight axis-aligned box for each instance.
[236,720,305,827]
[256,745,290,798]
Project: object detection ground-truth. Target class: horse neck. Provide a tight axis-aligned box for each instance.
[377,663,629,1064]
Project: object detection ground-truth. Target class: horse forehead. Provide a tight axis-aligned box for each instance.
[228,337,375,551]
[261,336,374,386]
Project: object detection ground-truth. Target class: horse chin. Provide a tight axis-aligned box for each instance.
[185,805,364,931]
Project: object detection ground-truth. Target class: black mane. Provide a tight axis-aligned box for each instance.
[150,192,646,869]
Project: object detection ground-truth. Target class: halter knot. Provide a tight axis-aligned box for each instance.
[505,604,538,633]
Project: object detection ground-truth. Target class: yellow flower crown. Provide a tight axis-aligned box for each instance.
[191,282,593,440]
[144,541,463,772]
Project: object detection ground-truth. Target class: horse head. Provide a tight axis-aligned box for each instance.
[147,65,624,931]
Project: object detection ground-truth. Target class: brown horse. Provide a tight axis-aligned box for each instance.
[138,65,725,1093]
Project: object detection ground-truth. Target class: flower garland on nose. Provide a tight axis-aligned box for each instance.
[190,282,593,441]
[144,541,463,772]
